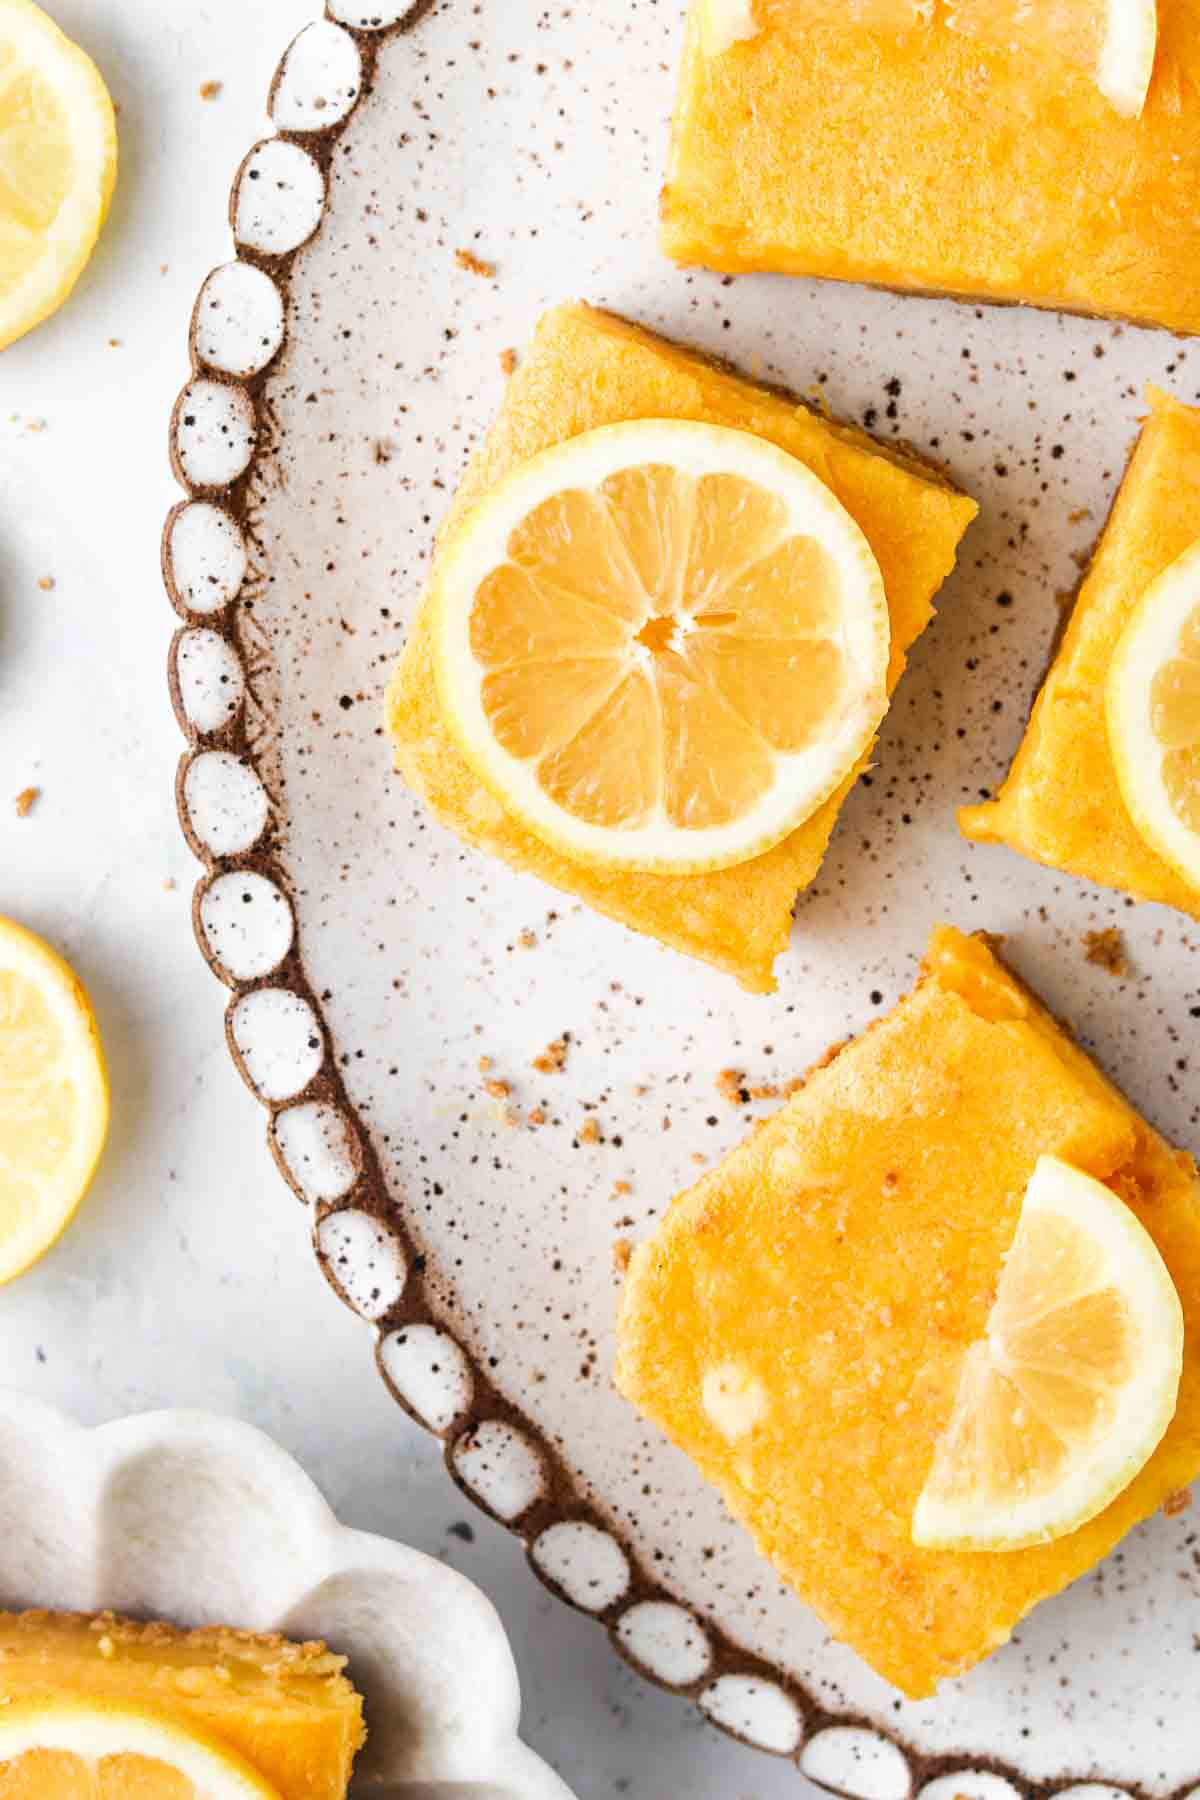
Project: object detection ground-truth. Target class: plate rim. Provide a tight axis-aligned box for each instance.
[0,1386,572,1797]
[160,6,1181,1793]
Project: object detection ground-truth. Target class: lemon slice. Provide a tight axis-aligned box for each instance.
[0,1698,284,1798]
[1106,538,1200,892]
[0,915,108,1282]
[913,1155,1183,1552]
[431,419,890,875]
[0,0,118,352]
[701,0,1158,118]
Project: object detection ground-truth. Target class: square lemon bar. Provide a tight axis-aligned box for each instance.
[616,926,1200,1697]
[0,1611,365,1799]
[961,389,1200,916]
[665,1,1200,334]
[386,304,975,991]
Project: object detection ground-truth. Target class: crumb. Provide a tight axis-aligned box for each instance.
[456,247,496,279]
[577,1116,601,1145]
[532,1036,568,1075]
[160,264,169,275]
[690,1151,707,1166]
[500,1106,520,1129]
[108,338,122,349]
[527,1106,546,1128]
[1163,1488,1192,1518]
[483,1078,511,1100]
[25,419,46,433]
[716,1067,748,1106]
[632,1082,649,1097]
[478,1055,493,1073]
[517,928,537,949]
[1083,927,1129,978]
[37,575,55,592]
[14,787,39,818]
[612,1238,633,1275]
[499,347,518,376]
[1067,507,1092,526]
[374,438,394,465]
[199,80,223,100]
[612,1179,632,1197]
[163,877,177,892]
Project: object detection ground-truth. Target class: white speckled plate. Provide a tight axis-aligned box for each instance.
[0,1389,572,1798]
[164,4,1200,1793]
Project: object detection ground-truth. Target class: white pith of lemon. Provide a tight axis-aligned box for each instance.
[913,1155,1184,1552]
[430,418,891,875]
[0,914,109,1282]
[700,0,1158,119]
[0,0,118,352]
[1107,537,1200,894]
[0,1698,284,1798]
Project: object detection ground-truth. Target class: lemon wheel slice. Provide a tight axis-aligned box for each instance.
[700,0,1158,118]
[913,1155,1183,1552]
[0,915,108,1282]
[431,419,890,875]
[1107,537,1200,893]
[0,1698,284,1798]
[0,0,118,352]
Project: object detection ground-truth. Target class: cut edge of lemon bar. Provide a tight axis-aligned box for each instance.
[960,385,1200,918]
[615,925,1200,1697]
[0,1611,365,1800]
[386,302,976,992]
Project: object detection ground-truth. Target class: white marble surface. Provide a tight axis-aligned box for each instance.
[0,2,804,1793]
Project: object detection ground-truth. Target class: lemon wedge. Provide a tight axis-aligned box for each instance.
[431,419,890,875]
[913,1155,1183,1551]
[0,0,118,352]
[0,915,108,1281]
[0,1698,284,1798]
[1106,537,1200,894]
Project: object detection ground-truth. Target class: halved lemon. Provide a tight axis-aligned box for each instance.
[431,419,890,875]
[701,0,1158,118]
[1107,538,1200,894]
[0,0,118,352]
[913,1155,1183,1552]
[0,1698,283,1798]
[0,915,109,1282]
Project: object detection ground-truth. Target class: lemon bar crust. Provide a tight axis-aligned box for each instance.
[386,303,976,991]
[961,389,1200,917]
[615,927,1200,1698]
[665,1,1200,336]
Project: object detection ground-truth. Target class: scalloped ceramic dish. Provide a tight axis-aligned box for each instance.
[164,4,1200,1794]
[0,1389,571,1798]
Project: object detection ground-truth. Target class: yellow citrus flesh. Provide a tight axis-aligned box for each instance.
[913,1156,1184,1551]
[432,420,890,874]
[702,0,1157,116]
[0,916,108,1282]
[0,0,118,352]
[0,1700,284,1799]
[1107,538,1200,893]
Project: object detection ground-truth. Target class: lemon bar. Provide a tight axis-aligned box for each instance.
[0,1611,365,1799]
[665,2,1200,334]
[960,389,1200,916]
[386,304,975,991]
[615,926,1200,1698]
